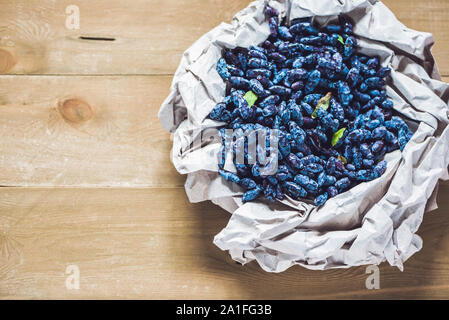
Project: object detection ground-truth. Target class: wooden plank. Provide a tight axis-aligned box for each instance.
[0,0,447,302]
[0,74,447,187]
[0,0,447,75]
[0,75,185,187]
[0,0,253,75]
[1,185,449,299]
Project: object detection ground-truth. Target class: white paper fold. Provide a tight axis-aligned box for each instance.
[159,0,449,272]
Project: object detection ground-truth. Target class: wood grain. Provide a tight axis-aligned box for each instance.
[0,0,447,75]
[1,76,447,188]
[0,185,448,300]
[0,0,253,75]
[0,0,448,300]
[0,75,185,187]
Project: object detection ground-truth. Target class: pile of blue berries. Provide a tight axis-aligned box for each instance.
[208,5,413,206]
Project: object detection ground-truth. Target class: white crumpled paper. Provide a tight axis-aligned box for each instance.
[159,0,449,272]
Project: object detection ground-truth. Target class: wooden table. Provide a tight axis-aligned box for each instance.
[0,0,448,300]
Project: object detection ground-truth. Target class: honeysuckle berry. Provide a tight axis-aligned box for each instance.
[207,5,413,206]
[314,192,328,206]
